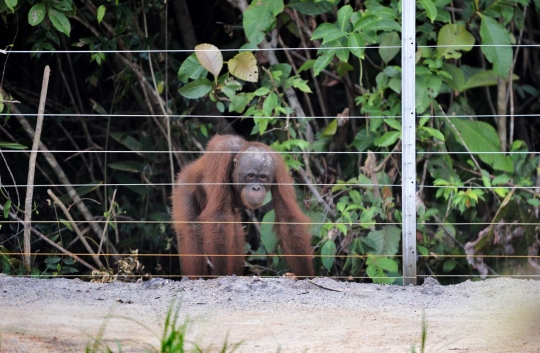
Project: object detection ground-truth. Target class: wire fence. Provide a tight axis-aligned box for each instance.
[1,3,539,284]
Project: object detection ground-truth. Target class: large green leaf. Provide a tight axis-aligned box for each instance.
[313,51,334,76]
[348,33,365,59]
[260,210,278,253]
[480,16,512,77]
[177,54,208,83]
[311,23,347,44]
[415,74,442,113]
[436,24,474,59]
[442,64,517,92]
[321,239,337,271]
[366,225,401,255]
[48,8,71,37]
[178,78,213,99]
[336,5,353,31]
[243,0,284,45]
[5,0,17,12]
[419,0,437,23]
[28,3,46,26]
[379,32,400,64]
[366,256,398,284]
[447,118,513,172]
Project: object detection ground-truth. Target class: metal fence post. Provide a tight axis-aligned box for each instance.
[401,0,417,285]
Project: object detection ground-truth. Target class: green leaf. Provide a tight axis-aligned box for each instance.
[419,0,437,23]
[298,59,315,73]
[48,8,71,37]
[0,142,27,149]
[5,0,17,12]
[311,23,347,44]
[288,0,334,15]
[436,24,474,59]
[321,119,338,137]
[443,259,458,273]
[313,52,334,76]
[384,118,402,131]
[60,219,74,232]
[377,131,401,147]
[379,32,400,64]
[28,3,46,26]
[230,93,250,113]
[492,174,510,185]
[50,0,72,11]
[108,161,146,173]
[97,5,106,24]
[416,74,442,113]
[243,0,284,45]
[253,87,270,96]
[337,5,353,31]
[388,77,401,93]
[110,132,143,152]
[178,78,213,99]
[366,256,398,284]
[3,200,11,218]
[480,16,512,77]
[421,126,445,141]
[368,19,401,32]
[260,210,278,253]
[447,118,514,173]
[321,240,337,271]
[352,128,376,152]
[177,54,208,83]
[228,52,258,82]
[58,182,103,204]
[348,33,365,59]
[353,15,380,31]
[366,226,401,255]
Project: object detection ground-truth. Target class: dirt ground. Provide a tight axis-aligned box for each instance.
[0,274,539,352]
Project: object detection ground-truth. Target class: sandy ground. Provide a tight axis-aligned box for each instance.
[0,274,539,352]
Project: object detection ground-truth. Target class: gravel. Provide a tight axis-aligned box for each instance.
[1,274,539,352]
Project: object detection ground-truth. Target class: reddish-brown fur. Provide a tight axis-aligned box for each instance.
[171,135,314,278]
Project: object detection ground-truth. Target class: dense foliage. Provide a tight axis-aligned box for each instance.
[1,0,539,283]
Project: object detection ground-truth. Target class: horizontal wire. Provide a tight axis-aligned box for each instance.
[0,220,399,225]
[0,182,398,187]
[0,150,396,155]
[1,220,538,226]
[4,273,539,279]
[0,113,394,119]
[0,183,538,190]
[1,113,539,119]
[2,253,538,259]
[1,149,536,155]
[4,43,540,55]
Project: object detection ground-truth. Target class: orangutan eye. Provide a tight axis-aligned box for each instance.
[248,174,254,178]
[260,175,266,180]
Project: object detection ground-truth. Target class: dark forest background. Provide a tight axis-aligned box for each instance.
[1,0,539,283]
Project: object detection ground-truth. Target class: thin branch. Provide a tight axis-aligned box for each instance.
[47,189,105,269]
[22,66,50,269]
